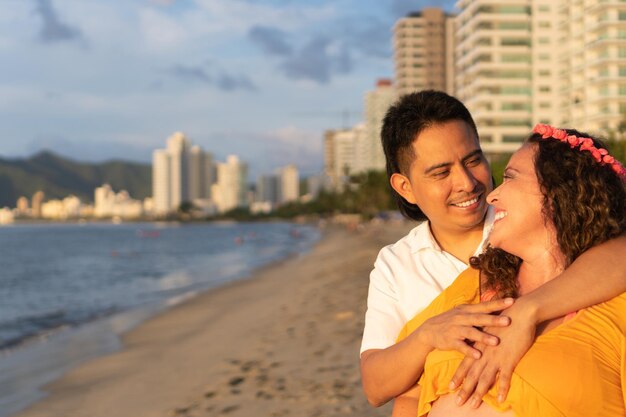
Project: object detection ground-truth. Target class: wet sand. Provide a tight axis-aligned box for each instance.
[13,221,412,417]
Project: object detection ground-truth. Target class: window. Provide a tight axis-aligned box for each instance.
[501,103,530,111]
[501,54,530,63]
[499,22,530,30]
[600,85,610,96]
[501,38,531,46]
[503,135,524,142]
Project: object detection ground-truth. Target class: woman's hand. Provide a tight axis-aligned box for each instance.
[416,298,514,359]
[449,300,537,408]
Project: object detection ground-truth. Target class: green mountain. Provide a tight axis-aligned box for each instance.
[0,151,151,207]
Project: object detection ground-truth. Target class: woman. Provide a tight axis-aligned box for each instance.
[393,125,626,416]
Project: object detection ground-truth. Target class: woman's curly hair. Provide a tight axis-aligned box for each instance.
[471,129,626,299]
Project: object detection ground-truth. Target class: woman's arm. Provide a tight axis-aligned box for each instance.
[451,234,626,407]
[391,384,421,417]
[360,298,512,406]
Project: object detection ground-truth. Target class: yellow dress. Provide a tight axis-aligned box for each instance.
[397,268,626,417]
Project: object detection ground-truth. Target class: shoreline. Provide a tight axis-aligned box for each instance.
[12,220,412,417]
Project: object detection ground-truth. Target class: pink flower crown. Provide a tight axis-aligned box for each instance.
[533,124,626,182]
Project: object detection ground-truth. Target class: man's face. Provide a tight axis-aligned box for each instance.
[392,120,492,237]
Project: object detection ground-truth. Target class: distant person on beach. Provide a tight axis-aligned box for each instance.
[359,90,626,408]
[393,125,626,416]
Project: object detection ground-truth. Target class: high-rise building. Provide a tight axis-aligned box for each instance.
[212,155,248,213]
[256,175,279,205]
[31,190,44,218]
[324,127,361,190]
[363,79,396,171]
[277,164,299,204]
[394,8,455,97]
[152,149,171,215]
[557,0,626,136]
[189,146,215,201]
[95,184,143,219]
[152,132,216,215]
[166,132,191,210]
[455,1,540,153]
[16,196,29,213]
[454,0,626,151]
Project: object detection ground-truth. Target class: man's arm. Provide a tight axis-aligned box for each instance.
[451,234,626,407]
[360,298,512,407]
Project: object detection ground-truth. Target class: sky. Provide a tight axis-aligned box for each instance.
[0,0,455,177]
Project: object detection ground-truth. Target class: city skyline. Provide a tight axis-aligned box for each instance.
[0,0,456,178]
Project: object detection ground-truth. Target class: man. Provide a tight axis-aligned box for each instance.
[360,90,626,408]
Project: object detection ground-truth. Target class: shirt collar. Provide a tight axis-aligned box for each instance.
[409,205,495,255]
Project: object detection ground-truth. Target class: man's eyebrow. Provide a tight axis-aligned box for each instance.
[424,161,452,175]
[423,149,483,175]
[461,149,483,163]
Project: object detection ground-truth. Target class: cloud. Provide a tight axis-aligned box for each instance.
[139,8,188,51]
[34,0,85,44]
[339,17,392,59]
[216,73,257,92]
[167,65,212,84]
[281,36,352,84]
[165,64,257,92]
[205,126,323,177]
[248,25,293,56]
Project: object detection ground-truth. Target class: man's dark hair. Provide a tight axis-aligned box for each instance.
[381,90,479,221]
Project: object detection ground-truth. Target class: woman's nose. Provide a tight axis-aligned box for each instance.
[487,187,499,204]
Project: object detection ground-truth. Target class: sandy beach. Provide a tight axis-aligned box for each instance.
[13,221,412,417]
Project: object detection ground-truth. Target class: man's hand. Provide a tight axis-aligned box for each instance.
[417,298,514,359]
[449,301,537,408]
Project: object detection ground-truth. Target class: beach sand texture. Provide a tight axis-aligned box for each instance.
[14,221,411,417]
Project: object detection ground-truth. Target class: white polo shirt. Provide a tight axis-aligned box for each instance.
[360,207,494,355]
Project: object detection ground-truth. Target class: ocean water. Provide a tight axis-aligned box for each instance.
[0,221,320,416]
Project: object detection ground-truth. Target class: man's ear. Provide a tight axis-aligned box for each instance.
[390,173,417,204]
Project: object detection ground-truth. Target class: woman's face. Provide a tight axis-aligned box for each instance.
[487,144,551,257]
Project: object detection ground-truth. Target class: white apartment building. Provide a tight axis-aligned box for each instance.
[166,132,190,210]
[324,127,363,190]
[94,184,143,219]
[41,195,82,220]
[277,164,299,204]
[0,207,14,225]
[455,1,542,153]
[558,0,626,135]
[189,146,215,201]
[454,0,626,153]
[394,8,456,97]
[256,175,278,205]
[364,79,396,171]
[212,155,248,213]
[153,132,216,215]
[152,149,171,215]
